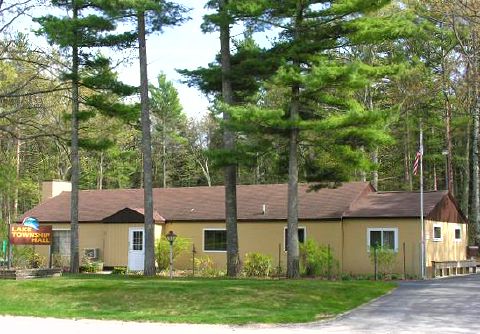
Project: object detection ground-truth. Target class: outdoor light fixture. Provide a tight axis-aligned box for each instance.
[166,230,177,279]
[166,230,177,244]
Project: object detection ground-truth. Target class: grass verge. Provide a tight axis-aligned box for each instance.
[0,275,395,324]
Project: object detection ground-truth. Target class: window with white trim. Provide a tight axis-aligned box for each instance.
[203,229,227,252]
[367,228,398,251]
[52,230,71,255]
[284,227,306,251]
[454,226,462,241]
[433,224,442,241]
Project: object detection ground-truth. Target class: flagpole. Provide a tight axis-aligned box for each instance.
[420,121,425,279]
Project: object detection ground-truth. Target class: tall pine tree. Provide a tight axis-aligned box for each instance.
[35,0,137,273]
[227,0,416,277]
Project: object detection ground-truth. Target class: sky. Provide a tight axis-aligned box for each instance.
[7,1,226,119]
[7,0,276,119]
[117,0,219,119]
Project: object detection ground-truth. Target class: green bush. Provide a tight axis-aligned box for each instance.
[112,266,127,275]
[300,239,338,277]
[368,246,397,276]
[194,256,223,277]
[80,256,103,273]
[243,252,273,277]
[12,246,47,269]
[51,254,69,270]
[155,236,191,271]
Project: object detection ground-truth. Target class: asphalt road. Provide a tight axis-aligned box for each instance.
[309,273,480,333]
[1,274,479,334]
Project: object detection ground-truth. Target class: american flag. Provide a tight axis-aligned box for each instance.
[413,150,422,176]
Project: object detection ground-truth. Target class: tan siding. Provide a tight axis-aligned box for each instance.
[166,221,342,271]
[425,220,467,276]
[155,224,163,241]
[104,223,143,267]
[36,223,144,267]
[342,218,422,277]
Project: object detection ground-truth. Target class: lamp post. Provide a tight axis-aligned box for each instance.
[165,230,177,279]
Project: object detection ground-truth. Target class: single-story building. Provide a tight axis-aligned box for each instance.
[18,180,470,278]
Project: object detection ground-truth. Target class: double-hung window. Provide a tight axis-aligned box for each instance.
[203,229,227,252]
[433,224,442,242]
[367,228,398,252]
[454,225,462,241]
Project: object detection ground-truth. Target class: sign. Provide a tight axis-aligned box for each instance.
[9,217,52,245]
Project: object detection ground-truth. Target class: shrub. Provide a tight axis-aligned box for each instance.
[112,266,127,275]
[51,254,69,270]
[194,256,223,277]
[12,246,47,269]
[80,256,103,273]
[300,239,338,277]
[369,246,397,276]
[243,252,273,277]
[156,236,191,271]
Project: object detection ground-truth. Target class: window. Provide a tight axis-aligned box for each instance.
[455,226,462,241]
[284,227,306,251]
[132,230,143,251]
[204,229,227,252]
[52,230,71,255]
[367,228,398,251]
[433,224,442,241]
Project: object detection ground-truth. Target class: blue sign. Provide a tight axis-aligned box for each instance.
[22,217,40,231]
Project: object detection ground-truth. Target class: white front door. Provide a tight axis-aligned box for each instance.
[128,227,145,271]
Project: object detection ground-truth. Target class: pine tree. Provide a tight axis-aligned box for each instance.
[226,0,416,277]
[99,0,188,276]
[35,0,137,273]
[180,17,279,276]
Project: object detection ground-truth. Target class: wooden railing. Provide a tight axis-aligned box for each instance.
[431,260,477,278]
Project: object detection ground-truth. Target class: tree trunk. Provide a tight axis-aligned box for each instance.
[98,151,103,190]
[463,121,471,218]
[220,0,239,277]
[470,93,480,244]
[372,149,378,190]
[287,3,303,279]
[162,119,167,188]
[442,66,455,195]
[69,2,80,274]
[13,132,20,219]
[287,83,300,279]
[138,10,155,276]
[406,111,413,191]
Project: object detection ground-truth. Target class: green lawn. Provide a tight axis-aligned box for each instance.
[0,275,395,324]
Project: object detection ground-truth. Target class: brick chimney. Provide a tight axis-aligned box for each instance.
[41,180,72,202]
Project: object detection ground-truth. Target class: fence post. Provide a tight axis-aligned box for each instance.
[192,244,196,277]
[374,246,378,281]
[327,244,331,280]
[278,243,282,275]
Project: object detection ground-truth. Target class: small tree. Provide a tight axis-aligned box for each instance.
[155,236,191,271]
[369,246,397,277]
[300,239,338,278]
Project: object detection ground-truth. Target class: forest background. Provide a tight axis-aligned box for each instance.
[1,1,479,248]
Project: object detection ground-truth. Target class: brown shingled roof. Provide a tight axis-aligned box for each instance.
[19,182,372,223]
[344,190,466,223]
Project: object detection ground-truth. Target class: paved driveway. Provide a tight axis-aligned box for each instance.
[308,273,480,333]
[1,274,479,334]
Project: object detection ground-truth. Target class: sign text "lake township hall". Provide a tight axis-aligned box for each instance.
[10,225,52,245]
